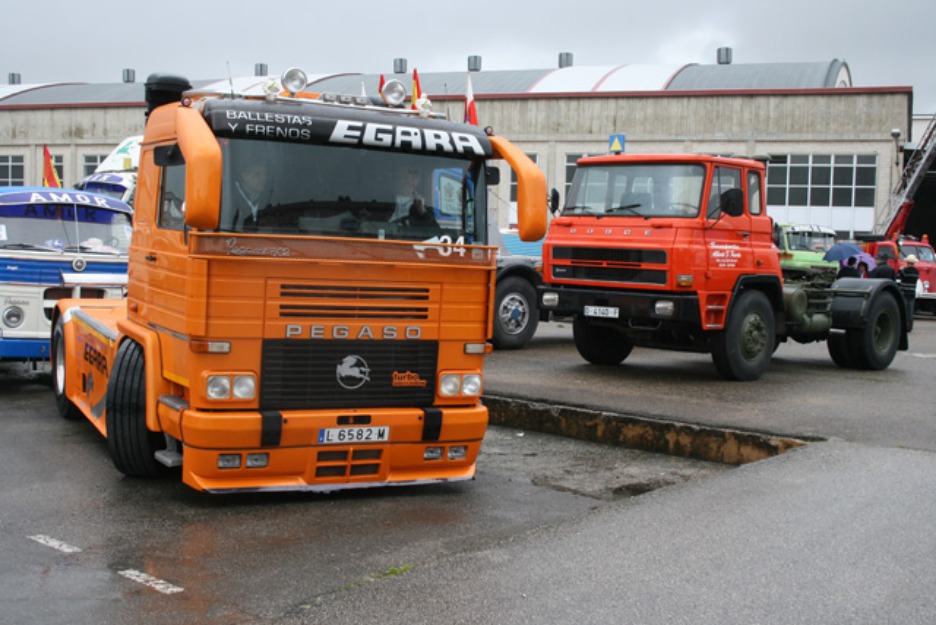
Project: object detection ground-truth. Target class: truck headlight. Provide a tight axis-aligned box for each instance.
[440,374,461,397]
[461,374,482,396]
[206,375,231,399]
[206,374,257,401]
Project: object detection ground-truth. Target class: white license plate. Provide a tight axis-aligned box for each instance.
[584,305,620,319]
[318,426,390,445]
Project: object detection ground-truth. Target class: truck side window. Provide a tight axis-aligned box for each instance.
[747,171,763,215]
[708,167,742,218]
[159,164,186,231]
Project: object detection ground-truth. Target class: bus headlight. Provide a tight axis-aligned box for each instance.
[3,306,24,328]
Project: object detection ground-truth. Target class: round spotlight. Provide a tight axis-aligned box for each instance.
[280,68,309,95]
[381,79,407,107]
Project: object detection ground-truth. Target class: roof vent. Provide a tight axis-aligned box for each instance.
[8,73,21,85]
[717,47,733,65]
[558,52,574,68]
[254,63,268,77]
[122,69,136,83]
[468,55,482,72]
[393,58,407,74]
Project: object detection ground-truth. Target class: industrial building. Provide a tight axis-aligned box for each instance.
[1,50,931,238]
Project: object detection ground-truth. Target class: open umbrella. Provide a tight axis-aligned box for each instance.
[850,251,877,273]
[823,242,862,262]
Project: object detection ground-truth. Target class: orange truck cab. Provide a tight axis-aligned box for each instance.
[51,69,546,493]
[538,152,910,381]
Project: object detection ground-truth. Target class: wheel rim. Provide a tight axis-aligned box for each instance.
[873,309,896,352]
[54,334,66,394]
[498,293,529,335]
[739,311,769,360]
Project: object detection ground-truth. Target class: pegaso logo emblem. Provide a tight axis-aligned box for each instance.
[336,355,371,390]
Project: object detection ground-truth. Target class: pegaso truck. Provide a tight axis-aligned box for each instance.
[538,152,910,381]
[51,69,546,493]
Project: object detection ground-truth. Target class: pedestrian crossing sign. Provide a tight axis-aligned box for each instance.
[608,134,625,153]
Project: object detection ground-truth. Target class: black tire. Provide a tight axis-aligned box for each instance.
[711,290,775,381]
[51,317,82,420]
[827,331,859,369]
[573,315,634,365]
[492,275,539,350]
[848,291,900,370]
[106,339,167,477]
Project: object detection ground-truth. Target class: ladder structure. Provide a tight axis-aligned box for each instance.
[875,112,936,235]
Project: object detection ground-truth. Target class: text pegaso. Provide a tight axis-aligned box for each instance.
[285,325,422,340]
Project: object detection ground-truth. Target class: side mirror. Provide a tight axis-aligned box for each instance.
[485,165,500,186]
[549,188,560,216]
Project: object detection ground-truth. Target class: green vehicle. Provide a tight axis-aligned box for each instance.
[773,223,839,282]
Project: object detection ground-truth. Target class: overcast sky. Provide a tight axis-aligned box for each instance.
[4,0,935,115]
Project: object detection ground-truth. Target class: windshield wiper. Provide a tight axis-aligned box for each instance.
[1,242,61,252]
[62,245,121,255]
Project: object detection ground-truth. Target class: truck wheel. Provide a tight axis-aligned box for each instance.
[711,290,775,381]
[51,317,82,420]
[827,332,859,369]
[492,276,539,350]
[106,339,167,477]
[848,291,900,370]
[573,316,633,365]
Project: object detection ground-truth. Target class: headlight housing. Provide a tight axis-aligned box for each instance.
[206,374,256,400]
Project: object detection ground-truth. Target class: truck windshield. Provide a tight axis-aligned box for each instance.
[219,139,488,244]
[787,230,836,252]
[0,203,131,254]
[563,164,705,218]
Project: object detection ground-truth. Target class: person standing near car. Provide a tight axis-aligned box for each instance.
[869,253,897,280]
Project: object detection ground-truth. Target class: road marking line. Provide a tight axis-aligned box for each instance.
[27,535,82,554]
[118,569,184,594]
[911,353,936,359]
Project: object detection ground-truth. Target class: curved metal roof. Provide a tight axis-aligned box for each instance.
[0,59,854,108]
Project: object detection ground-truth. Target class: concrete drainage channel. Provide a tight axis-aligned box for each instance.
[482,395,814,501]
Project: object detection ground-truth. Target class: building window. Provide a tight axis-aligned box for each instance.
[0,155,25,185]
[565,153,585,200]
[83,155,106,177]
[766,154,877,234]
[510,153,538,203]
[51,154,65,185]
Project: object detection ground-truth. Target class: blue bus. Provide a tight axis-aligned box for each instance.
[0,187,131,361]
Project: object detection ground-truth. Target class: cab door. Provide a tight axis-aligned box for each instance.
[703,166,754,290]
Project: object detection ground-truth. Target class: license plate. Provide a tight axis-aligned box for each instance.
[318,426,390,445]
[584,305,620,319]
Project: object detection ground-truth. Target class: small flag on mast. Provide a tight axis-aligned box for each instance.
[411,69,422,110]
[42,145,62,188]
[464,73,478,125]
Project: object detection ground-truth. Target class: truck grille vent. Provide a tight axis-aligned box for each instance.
[551,247,667,285]
[260,339,437,410]
[552,247,666,264]
[277,284,431,320]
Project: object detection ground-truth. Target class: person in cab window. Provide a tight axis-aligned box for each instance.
[234,161,272,230]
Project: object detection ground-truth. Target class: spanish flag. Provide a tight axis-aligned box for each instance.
[411,68,422,110]
[42,145,62,188]
[464,72,479,125]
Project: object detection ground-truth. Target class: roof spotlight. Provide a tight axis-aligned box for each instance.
[381,79,407,107]
[280,68,308,95]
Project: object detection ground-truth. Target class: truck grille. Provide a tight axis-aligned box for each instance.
[276,284,431,320]
[260,339,438,411]
[551,246,667,285]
